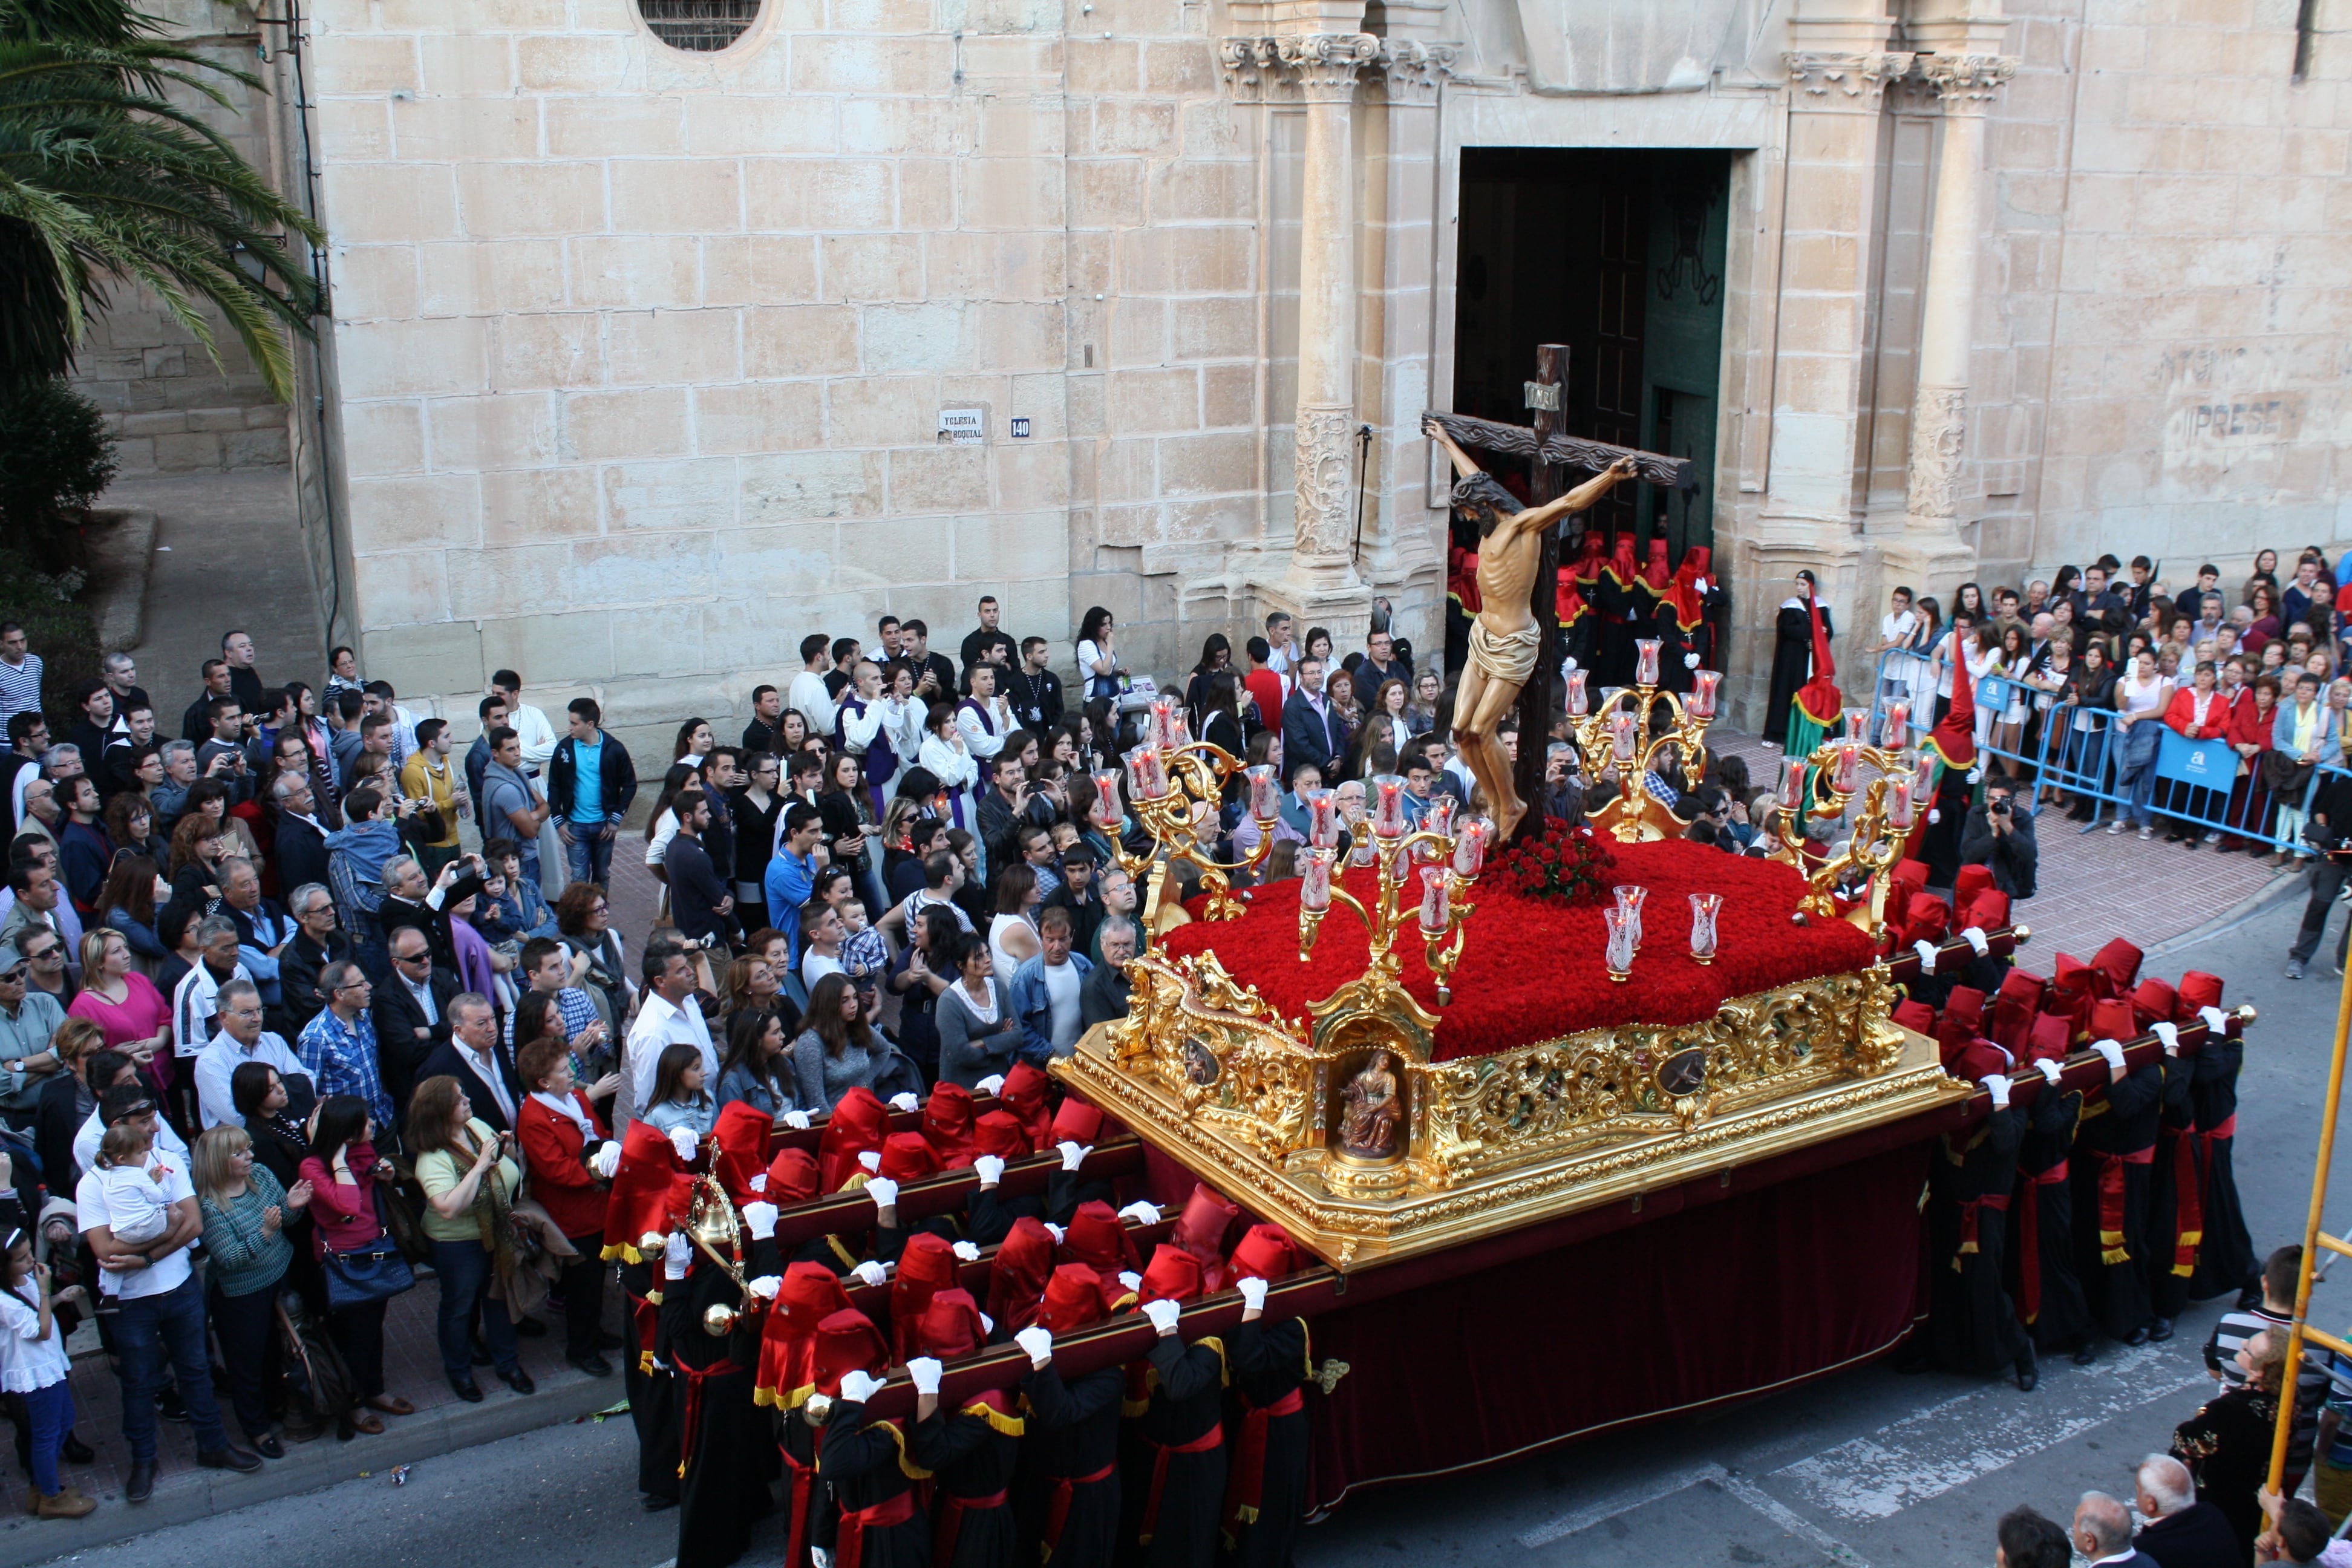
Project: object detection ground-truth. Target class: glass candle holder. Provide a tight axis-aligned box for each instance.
[1613,884,1646,952]
[1602,906,1636,982]
[1912,750,1937,800]
[1305,789,1340,849]
[1566,669,1589,716]
[1780,760,1809,817]
[1452,817,1491,877]
[1635,639,1661,688]
[1425,793,1457,841]
[1370,774,1408,838]
[1889,775,1915,829]
[1093,769,1126,833]
[1844,708,1869,743]
[1244,763,1278,822]
[1300,848,1334,912]
[1689,892,1722,965]
[1417,866,1451,937]
[1883,702,1909,750]
[1609,710,1638,763]
[1688,668,1720,718]
[1149,696,1178,750]
[1124,745,1169,801]
[1168,708,1191,748]
[1832,740,1862,794]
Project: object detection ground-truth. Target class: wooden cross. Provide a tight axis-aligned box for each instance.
[1426,344,1694,840]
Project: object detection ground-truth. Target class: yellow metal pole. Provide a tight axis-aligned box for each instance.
[2270,949,2352,1494]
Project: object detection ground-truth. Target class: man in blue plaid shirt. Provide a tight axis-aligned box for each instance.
[296,959,394,1131]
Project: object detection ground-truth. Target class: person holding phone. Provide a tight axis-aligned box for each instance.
[409,1074,529,1402]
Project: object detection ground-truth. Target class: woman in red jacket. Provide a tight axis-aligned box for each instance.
[296,1096,413,1435]
[2160,660,2227,844]
[515,1036,615,1379]
[2221,674,2281,851]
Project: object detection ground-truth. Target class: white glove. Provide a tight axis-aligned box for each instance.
[590,1142,620,1180]
[664,1232,691,1280]
[743,1201,779,1240]
[1961,926,1990,956]
[907,1356,943,1394]
[1043,1223,1065,1244]
[1016,1325,1054,1364]
[1694,577,1708,595]
[1912,940,1938,975]
[1965,766,1984,785]
[890,1093,920,1113]
[2199,1005,2231,1036]
[2034,1058,2063,1086]
[1142,1298,1183,1334]
[865,1177,899,1210]
[2152,1021,2180,1057]
[812,1549,833,1568]
[980,1312,995,1334]
[953,1240,982,1261]
[2091,1039,2127,1073]
[669,1127,699,1162]
[1979,1074,2010,1109]
[1684,653,1700,670]
[858,1151,882,1173]
[973,1155,1005,1187]
[749,1274,782,1300]
[851,1260,889,1287]
[1057,1141,1091,1172]
[1561,656,1579,674]
[1118,1201,1160,1226]
[838,1369,885,1404]
[749,1172,768,1194]
[1928,808,1941,825]
[1118,1270,1142,1292]
[1238,1277,1269,1310]
[783,1109,812,1131]
[976,1075,1005,1096]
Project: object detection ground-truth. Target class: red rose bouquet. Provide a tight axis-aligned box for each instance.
[1497,816,1616,906]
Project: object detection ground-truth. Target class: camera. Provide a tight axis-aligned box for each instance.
[1989,799,2010,815]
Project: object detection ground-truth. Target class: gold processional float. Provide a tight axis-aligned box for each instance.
[1050,647,1987,1269]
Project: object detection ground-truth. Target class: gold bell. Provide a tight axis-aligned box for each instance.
[703,1303,739,1337]
[802,1391,834,1427]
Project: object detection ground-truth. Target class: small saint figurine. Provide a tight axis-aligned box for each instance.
[1339,1051,1403,1160]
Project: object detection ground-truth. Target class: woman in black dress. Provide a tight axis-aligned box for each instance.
[1765,570,1832,750]
[2171,1328,2285,1560]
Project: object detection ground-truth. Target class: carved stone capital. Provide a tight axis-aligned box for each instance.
[1220,32,1380,103]
[1372,38,1455,103]
[1782,50,1914,106]
[1918,53,2017,109]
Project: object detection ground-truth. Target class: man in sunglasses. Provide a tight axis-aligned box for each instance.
[295,959,394,1136]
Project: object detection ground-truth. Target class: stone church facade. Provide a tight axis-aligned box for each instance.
[103,0,2351,741]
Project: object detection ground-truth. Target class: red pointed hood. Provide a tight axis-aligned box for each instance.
[1639,537,1672,592]
[1663,546,1710,631]
[1928,632,1978,769]
[1795,587,1844,728]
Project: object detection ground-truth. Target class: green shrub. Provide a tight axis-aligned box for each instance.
[0,378,119,572]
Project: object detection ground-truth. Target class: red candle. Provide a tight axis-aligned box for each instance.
[1566,669,1589,716]
[1883,702,1909,749]
[1780,760,1809,815]
[1417,866,1451,936]
[1832,740,1861,794]
[1889,775,1915,828]
[1301,848,1334,912]
[1244,763,1278,822]
[1610,710,1637,762]
[1635,639,1661,687]
[1452,817,1491,876]
[1370,774,1407,838]
[1688,668,1720,718]
[1093,769,1125,832]
[1306,789,1340,849]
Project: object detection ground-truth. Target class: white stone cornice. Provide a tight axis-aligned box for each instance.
[1782,50,1915,106]
[1219,32,1382,102]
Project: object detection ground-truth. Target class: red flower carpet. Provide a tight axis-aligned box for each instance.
[1165,838,1878,1061]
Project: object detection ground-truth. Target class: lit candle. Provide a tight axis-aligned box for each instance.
[1123,745,1168,801]
[1889,775,1915,828]
[1613,884,1646,952]
[1688,669,1720,719]
[1883,702,1909,749]
[1635,639,1661,688]
[1452,817,1491,876]
[1417,866,1451,936]
[1301,848,1334,912]
[1844,709,1869,743]
[1244,763,1278,822]
[1610,710,1637,763]
[1832,740,1861,794]
[1688,892,1722,964]
[1168,708,1191,748]
[1093,769,1125,832]
[1912,750,1937,799]
[1305,788,1339,849]
[1370,774,1408,838]
[1149,697,1177,750]
[1566,669,1589,716]
[1780,760,1809,816]
[1602,907,1635,981]
[1425,794,1456,840]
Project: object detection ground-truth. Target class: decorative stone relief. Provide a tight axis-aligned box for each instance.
[1373,38,1456,103]
[1293,404,1361,564]
[1219,32,1381,103]
[1906,384,1967,521]
[1782,50,1914,106]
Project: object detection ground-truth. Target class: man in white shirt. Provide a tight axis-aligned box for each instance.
[171,916,251,1061]
[1264,611,1296,678]
[193,981,312,1130]
[622,946,714,1130]
[787,633,838,740]
[1876,586,1919,702]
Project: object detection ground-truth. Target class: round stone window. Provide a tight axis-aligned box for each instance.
[638,0,762,51]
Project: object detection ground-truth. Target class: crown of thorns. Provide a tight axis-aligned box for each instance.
[1449,472,1520,516]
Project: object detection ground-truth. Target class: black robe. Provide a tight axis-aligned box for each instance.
[2071,1061,2164,1341]
[780,1397,832,1568]
[2143,1056,2198,1322]
[2171,1386,2280,1563]
[966,1186,1045,1249]
[1121,1336,1229,1568]
[2010,1088,2096,1355]
[1925,1108,2031,1376]
[1019,1362,1125,1568]
[1593,570,1641,690]
[1220,1319,1309,1568]
[2189,1034,2259,1301]
[817,1402,933,1568]
[909,1399,1022,1568]
[661,1238,779,1568]
[1764,601,1830,748]
[619,1256,682,1504]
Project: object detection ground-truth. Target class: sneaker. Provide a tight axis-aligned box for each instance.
[2205,830,2223,843]
[2138,825,2154,840]
[2287,959,2307,980]
[2106,820,2125,834]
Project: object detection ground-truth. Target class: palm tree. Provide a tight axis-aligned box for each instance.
[0,0,322,399]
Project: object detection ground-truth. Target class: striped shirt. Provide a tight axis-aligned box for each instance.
[0,654,41,729]
[2209,1305,2326,1474]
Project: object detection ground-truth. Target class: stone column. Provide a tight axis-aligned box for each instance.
[1901,54,2017,534]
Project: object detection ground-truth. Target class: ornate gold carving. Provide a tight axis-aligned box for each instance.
[1767,734,1919,929]
[1567,680,1716,843]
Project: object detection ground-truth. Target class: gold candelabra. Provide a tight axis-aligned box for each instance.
[1564,645,1722,843]
[1103,696,1279,927]
[1296,785,1493,1010]
[1766,720,1926,927]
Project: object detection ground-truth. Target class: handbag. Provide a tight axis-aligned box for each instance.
[321,1186,416,1312]
[2261,749,2314,795]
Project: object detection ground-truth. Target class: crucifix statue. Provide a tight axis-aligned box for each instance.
[1423,343,1694,843]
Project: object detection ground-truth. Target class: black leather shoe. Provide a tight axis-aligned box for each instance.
[2073,1340,2100,1366]
[569,1352,615,1378]
[500,1366,537,1396]
[125,1459,156,1504]
[249,1432,285,1460]
[642,1492,678,1512]
[2125,1325,2152,1347]
[2014,1348,2039,1392]
[59,1432,91,1465]
[198,1446,263,1474]
[448,1375,483,1403]
[2148,1317,2175,1343]
[513,1316,547,1338]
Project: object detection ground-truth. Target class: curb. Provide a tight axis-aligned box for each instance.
[0,1374,620,1568]
[83,508,157,654]
[2143,863,2310,961]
